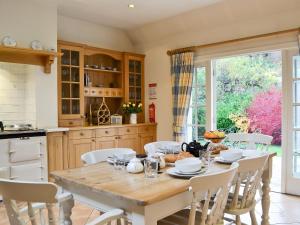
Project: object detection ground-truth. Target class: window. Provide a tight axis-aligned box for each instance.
[186,66,207,141]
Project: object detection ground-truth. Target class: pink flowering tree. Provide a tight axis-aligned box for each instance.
[246,88,282,145]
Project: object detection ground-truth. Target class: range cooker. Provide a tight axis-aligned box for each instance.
[0,123,48,183]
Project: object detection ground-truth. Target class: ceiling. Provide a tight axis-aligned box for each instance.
[56,0,223,30]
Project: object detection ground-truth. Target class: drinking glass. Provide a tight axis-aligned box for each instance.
[144,157,158,178]
[113,155,125,170]
[199,149,211,168]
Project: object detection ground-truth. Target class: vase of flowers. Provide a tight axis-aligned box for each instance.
[122,102,143,124]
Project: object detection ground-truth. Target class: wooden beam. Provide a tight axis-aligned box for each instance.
[167,28,300,56]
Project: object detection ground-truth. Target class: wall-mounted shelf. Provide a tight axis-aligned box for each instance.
[0,46,61,74]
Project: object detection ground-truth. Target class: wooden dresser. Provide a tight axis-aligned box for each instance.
[47,123,157,175]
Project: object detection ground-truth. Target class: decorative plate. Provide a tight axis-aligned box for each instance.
[166,167,207,178]
[2,36,17,47]
[30,40,43,50]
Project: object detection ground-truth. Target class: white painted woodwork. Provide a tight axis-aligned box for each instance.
[225,154,269,225]
[0,179,126,225]
[81,148,135,165]
[158,163,239,225]
[225,133,273,151]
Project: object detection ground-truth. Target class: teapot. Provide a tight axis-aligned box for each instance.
[181,140,210,157]
[126,158,144,173]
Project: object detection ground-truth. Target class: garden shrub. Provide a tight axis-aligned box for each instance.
[246,88,282,145]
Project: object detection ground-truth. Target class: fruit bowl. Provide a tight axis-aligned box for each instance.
[204,130,226,143]
[205,136,225,143]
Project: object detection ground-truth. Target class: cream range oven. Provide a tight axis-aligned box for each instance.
[0,130,47,182]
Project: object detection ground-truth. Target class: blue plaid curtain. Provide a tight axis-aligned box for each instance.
[171,52,194,142]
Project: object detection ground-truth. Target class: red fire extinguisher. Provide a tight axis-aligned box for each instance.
[149,102,156,123]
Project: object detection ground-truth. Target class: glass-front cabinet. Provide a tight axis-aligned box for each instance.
[58,44,84,127]
[124,53,145,122]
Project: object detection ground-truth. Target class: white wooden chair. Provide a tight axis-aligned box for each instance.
[81,148,135,165]
[144,141,181,155]
[0,178,126,225]
[224,154,269,225]
[158,163,239,225]
[225,133,273,151]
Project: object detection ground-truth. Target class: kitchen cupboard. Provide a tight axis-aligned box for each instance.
[65,124,156,169]
[68,138,96,168]
[124,53,145,123]
[57,43,85,127]
[117,134,139,152]
[47,132,67,173]
[57,41,146,126]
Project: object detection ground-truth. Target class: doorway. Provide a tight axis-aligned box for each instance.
[213,51,283,192]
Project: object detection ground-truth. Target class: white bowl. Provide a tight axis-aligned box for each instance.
[175,158,202,173]
[220,149,243,161]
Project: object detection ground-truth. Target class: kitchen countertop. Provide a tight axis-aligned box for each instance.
[46,127,70,133]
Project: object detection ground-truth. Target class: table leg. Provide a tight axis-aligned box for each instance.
[132,212,157,225]
[60,195,74,225]
[261,157,272,225]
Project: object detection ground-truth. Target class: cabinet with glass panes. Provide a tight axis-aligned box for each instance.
[83,48,124,125]
[124,53,145,123]
[58,44,84,127]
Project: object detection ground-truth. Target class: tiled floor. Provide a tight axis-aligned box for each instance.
[1,191,300,225]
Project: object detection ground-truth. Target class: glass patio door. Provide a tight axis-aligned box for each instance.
[283,48,300,195]
[186,61,214,141]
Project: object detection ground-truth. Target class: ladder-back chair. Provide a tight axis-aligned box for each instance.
[158,163,239,225]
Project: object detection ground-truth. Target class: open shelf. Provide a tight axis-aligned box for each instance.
[84,67,122,74]
[0,45,61,74]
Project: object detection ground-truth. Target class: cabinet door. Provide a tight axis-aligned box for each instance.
[69,139,95,168]
[95,136,118,149]
[139,133,156,154]
[124,54,145,123]
[47,132,68,176]
[58,44,84,123]
[117,134,139,152]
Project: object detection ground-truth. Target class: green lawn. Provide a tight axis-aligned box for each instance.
[269,145,282,156]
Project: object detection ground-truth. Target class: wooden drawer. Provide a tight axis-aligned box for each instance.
[96,128,118,137]
[69,129,94,139]
[59,119,83,127]
[138,125,155,134]
[118,127,138,135]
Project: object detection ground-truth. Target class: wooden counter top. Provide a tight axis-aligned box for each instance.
[67,123,157,131]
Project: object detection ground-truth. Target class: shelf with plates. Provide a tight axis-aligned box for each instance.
[0,45,61,73]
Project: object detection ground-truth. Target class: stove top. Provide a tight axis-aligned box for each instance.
[4,123,33,131]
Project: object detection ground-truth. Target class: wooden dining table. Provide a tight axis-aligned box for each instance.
[51,152,276,225]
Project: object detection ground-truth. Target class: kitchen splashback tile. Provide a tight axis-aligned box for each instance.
[0,62,37,127]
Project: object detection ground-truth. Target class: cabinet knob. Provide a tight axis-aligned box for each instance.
[105,131,109,134]
[69,121,73,125]
[80,132,84,136]
[92,139,95,142]
[126,129,130,132]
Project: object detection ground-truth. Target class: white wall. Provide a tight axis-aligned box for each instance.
[134,0,300,140]
[58,15,134,52]
[0,0,58,128]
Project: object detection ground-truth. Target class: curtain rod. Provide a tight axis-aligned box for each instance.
[167,27,300,56]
